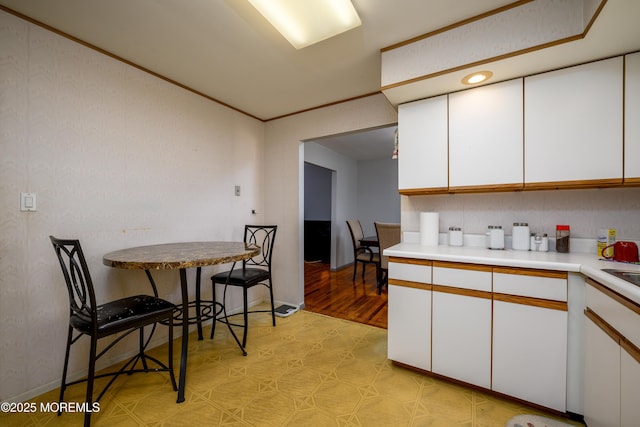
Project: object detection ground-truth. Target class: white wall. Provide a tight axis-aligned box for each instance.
[0,11,265,402]
[403,188,640,242]
[264,95,399,305]
[357,157,401,237]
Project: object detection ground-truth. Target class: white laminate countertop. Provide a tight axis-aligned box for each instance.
[385,243,640,305]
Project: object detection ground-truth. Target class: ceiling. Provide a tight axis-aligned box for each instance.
[309,125,397,161]
[1,0,639,159]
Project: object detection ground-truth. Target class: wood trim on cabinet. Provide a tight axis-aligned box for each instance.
[585,307,620,344]
[389,257,432,266]
[397,177,637,195]
[494,293,567,311]
[524,178,624,191]
[621,337,640,364]
[448,183,524,193]
[586,277,640,316]
[433,261,493,272]
[493,266,567,279]
[432,284,492,299]
[623,177,640,185]
[388,278,432,290]
[586,305,640,364]
[398,187,449,196]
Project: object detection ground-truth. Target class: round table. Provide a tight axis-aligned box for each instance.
[103,241,260,403]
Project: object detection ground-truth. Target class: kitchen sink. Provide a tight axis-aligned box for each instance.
[603,269,640,287]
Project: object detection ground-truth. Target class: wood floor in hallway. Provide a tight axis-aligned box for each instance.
[303,261,388,329]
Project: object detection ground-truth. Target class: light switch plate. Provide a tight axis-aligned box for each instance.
[235,185,241,196]
[20,192,37,212]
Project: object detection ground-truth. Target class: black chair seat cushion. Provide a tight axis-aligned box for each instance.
[211,268,270,287]
[70,295,175,336]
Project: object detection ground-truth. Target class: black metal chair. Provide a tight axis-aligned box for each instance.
[210,225,277,351]
[50,236,177,427]
[346,219,380,282]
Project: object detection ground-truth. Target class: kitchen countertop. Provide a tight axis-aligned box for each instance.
[385,243,640,305]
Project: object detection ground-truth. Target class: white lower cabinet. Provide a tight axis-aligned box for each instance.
[584,316,621,427]
[388,259,572,413]
[493,301,567,412]
[585,278,640,427]
[388,284,431,371]
[387,260,432,371]
[621,346,640,427]
[432,291,491,388]
[431,263,492,388]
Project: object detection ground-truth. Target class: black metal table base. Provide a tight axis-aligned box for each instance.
[144,266,246,403]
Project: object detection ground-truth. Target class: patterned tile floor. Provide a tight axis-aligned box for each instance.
[1,310,584,426]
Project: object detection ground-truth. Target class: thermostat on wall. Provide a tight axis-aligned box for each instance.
[274,304,298,317]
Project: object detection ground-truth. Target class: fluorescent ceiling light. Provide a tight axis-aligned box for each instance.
[248,0,361,49]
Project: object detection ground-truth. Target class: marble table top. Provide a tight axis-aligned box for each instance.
[103,241,260,270]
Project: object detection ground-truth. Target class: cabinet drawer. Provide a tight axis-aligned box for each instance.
[586,278,640,349]
[389,261,432,284]
[433,262,491,292]
[493,269,567,301]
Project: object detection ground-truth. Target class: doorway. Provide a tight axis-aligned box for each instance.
[300,125,398,326]
[303,162,332,264]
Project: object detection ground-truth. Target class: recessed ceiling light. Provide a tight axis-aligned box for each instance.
[461,71,493,85]
[248,0,361,49]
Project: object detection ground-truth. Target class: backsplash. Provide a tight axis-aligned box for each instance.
[402,187,640,242]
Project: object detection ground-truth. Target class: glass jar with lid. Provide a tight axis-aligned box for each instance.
[556,225,570,253]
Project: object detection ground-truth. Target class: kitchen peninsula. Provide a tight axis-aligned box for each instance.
[384,242,640,425]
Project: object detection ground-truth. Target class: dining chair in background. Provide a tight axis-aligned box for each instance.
[374,223,402,295]
[346,219,380,282]
[210,225,277,350]
[49,236,177,427]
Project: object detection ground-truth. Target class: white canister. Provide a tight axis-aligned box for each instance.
[486,225,504,250]
[512,222,530,251]
[448,227,463,246]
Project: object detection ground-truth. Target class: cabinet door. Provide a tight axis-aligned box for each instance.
[621,344,640,427]
[398,95,448,192]
[525,57,623,186]
[449,78,523,190]
[492,301,567,412]
[432,291,491,388]
[625,52,640,181]
[387,284,431,371]
[584,316,621,427]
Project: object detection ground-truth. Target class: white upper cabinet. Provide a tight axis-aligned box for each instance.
[449,78,523,190]
[398,95,448,192]
[625,52,640,181]
[524,57,623,187]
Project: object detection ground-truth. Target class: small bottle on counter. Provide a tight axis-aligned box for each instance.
[530,233,549,252]
[556,225,570,253]
[448,227,463,246]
